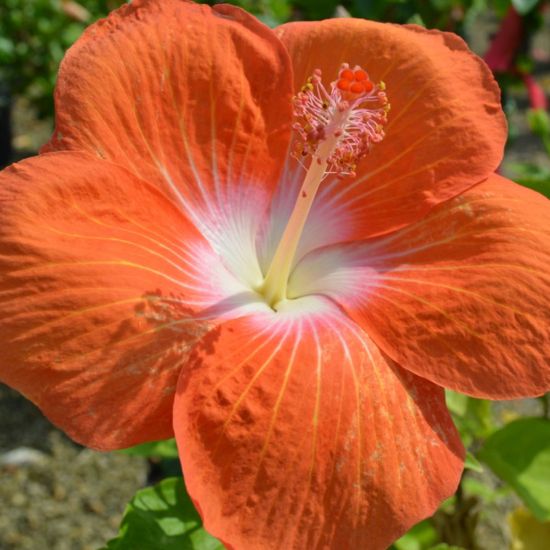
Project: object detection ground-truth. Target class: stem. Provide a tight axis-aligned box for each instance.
[259,138,335,309]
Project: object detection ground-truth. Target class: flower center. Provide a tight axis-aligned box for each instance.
[257,64,389,310]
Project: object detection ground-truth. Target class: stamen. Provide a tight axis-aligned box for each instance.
[259,64,389,309]
[292,63,389,179]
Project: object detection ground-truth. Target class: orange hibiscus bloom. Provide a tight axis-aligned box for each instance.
[1,1,549,548]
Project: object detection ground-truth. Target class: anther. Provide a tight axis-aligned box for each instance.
[363,81,374,93]
[291,62,389,178]
[337,79,351,91]
[350,82,365,94]
[340,68,355,81]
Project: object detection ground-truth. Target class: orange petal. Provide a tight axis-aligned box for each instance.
[44,0,293,230]
[276,19,507,239]
[292,175,550,398]
[173,308,464,549]
[0,152,217,450]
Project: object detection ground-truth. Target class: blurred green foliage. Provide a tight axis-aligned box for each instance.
[208,0,495,29]
[479,418,550,521]
[1,0,536,119]
[103,477,224,550]
[0,0,126,118]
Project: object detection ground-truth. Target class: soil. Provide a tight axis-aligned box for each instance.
[0,386,148,550]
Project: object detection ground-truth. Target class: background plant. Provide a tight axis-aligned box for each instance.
[0,1,549,548]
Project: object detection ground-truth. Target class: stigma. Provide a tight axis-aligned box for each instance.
[292,63,390,178]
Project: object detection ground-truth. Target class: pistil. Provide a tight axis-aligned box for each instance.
[258,64,389,310]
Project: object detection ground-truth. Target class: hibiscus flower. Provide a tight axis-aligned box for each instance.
[1,1,549,548]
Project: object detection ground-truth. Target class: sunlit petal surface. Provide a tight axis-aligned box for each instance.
[174,304,464,550]
[0,151,241,449]
[275,18,507,241]
[291,175,550,398]
[43,0,293,284]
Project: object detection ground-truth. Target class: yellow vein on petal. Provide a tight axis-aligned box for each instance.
[212,323,293,457]
[324,324,350,486]
[366,282,487,340]
[401,383,430,489]
[320,130,433,206]
[161,40,218,225]
[0,284,138,300]
[384,74,440,133]
[9,288,195,328]
[10,259,204,293]
[177,82,218,222]
[396,262,550,279]
[209,21,224,212]
[12,296,149,339]
[330,319,363,524]
[360,288,485,359]
[336,317,385,467]
[255,322,302,479]
[157,39,208,223]
[77,93,141,173]
[353,321,405,492]
[22,310,159,352]
[110,206,203,261]
[322,335,350,550]
[71,201,204,274]
[345,131,432,186]
[362,195,545,253]
[226,70,246,202]
[211,323,285,394]
[41,224,205,286]
[363,230,548,267]
[380,274,539,318]
[52,338,195,393]
[24,316,208,379]
[119,27,202,220]
[236,103,263,204]
[60,316,211,364]
[305,317,322,496]
[332,154,456,213]
[378,56,400,82]
[88,53,159,175]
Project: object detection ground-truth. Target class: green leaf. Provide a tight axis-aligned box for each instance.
[478,418,550,521]
[507,162,550,197]
[118,438,179,459]
[103,477,224,550]
[527,109,550,137]
[407,14,426,27]
[445,391,494,445]
[464,452,483,473]
[462,476,511,502]
[393,520,438,550]
[511,0,540,15]
[429,0,454,10]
